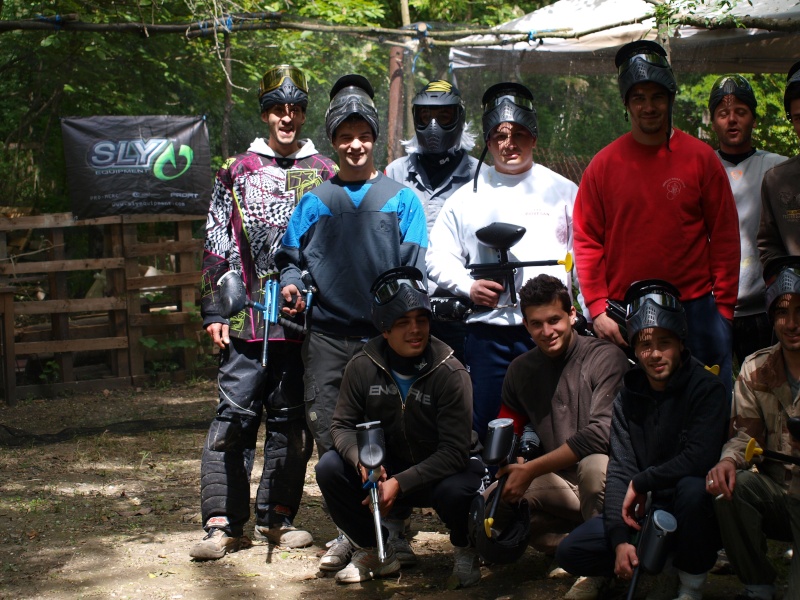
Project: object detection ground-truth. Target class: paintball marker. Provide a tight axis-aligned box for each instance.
[626,508,678,600]
[466,222,573,308]
[357,421,387,563]
[217,271,307,367]
[745,436,800,467]
[482,418,518,537]
[605,299,628,340]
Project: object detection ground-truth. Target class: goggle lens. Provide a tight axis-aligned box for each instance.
[373,277,426,305]
[482,94,534,113]
[626,292,680,318]
[617,52,670,75]
[259,66,309,96]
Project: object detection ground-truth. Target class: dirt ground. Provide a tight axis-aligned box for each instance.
[0,381,787,600]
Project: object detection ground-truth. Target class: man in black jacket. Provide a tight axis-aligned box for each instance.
[314,266,484,587]
[556,280,728,600]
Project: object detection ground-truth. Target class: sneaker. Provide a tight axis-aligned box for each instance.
[335,545,401,584]
[547,559,572,579]
[253,522,313,548]
[189,528,252,560]
[319,534,353,572]
[644,569,679,600]
[565,576,613,600]
[447,545,481,589]
[387,534,417,566]
[710,548,734,575]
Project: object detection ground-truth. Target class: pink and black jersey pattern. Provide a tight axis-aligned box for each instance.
[201,143,337,341]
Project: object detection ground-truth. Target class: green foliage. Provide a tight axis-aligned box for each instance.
[0,0,795,213]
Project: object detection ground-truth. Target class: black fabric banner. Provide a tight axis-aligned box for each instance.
[61,116,212,218]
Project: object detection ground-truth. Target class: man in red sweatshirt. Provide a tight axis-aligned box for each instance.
[573,40,740,401]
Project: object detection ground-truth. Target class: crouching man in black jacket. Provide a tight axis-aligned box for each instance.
[556,280,729,600]
[315,266,485,587]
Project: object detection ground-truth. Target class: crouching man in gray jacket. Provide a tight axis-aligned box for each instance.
[315,266,485,587]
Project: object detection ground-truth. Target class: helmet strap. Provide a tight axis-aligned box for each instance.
[473,145,490,193]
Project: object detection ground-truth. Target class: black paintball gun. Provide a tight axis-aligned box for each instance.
[357,421,387,562]
[626,507,678,600]
[217,271,308,367]
[605,298,628,340]
[466,222,573,308]
[482,418,518,537]
[744,423,800,467]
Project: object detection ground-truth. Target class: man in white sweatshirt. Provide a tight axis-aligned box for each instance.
[426,81,579,443]
[192,65,337,560]
[709,74,785,365]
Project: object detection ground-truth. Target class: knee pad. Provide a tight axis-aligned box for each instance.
[206,416,243,452]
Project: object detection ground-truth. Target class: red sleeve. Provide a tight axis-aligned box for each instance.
[497,404,527,436]
[574,161,611,319]
[701,152,740,320]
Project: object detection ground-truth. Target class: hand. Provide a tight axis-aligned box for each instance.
[205,322,230,349]
[497,462,536,504]
[706,458,737,500]
[280,284,306,316]
[614,543,639,580]
[470,279,504,308]
[358,464,387,485]
[377,477,400,517]
[621,481,646,530]
[592,312,628,347]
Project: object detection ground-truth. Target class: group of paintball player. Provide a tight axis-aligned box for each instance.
[189,41,800,600]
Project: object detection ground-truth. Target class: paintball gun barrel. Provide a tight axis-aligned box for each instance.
[357,421,387,563]
[467,222,572,308]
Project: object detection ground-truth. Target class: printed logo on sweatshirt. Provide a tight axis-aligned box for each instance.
[729,169,743,181]
[407,388,432,406]
[663,177,685,200]
[369,384,399,397]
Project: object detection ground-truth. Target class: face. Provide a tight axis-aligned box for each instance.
[634,327,683,391]
[626,82,671,143]
[712,96,755,153]
[262,104,306,154]
[791,98,800,141]
[523,299,576,359]
[332,119,375,178]
[487,122,536,175]
[773,294,800,354]
[383,308,430,357]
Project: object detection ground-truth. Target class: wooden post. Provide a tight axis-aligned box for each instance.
[386,46,405,164]
[47,228,74,384]
[0,286,16,405]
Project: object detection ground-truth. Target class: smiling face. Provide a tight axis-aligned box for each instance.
[382,308,430,358]
[634,327,683,391]
[712,96,755,154]
[332,117,376,181]
[626,82,671,145]
[262,103,306,155]
[773,294,800,354]
[523,299,576,359]
[486,122,536,175]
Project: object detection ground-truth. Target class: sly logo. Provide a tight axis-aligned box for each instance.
[89,138,193,180]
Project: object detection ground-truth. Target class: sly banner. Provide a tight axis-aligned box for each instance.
[61,116,212,218]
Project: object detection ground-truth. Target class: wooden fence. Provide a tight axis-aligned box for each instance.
[0,212,211,405]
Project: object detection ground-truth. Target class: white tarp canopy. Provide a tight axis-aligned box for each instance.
[449,0,800,76]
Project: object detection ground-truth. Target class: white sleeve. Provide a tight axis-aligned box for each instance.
[426,197,475,297]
